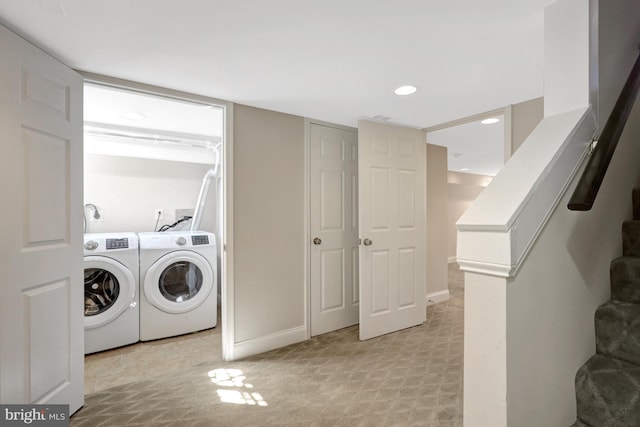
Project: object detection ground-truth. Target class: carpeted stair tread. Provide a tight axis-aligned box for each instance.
[575,354,640,427]
[622,220,640,257]
[574,190,640,426]
[610,256,640,304]
[595,300,640,366]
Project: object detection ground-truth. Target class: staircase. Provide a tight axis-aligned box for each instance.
[573,189,640,427]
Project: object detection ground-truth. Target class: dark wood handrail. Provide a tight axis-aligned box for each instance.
[568,50,640,211]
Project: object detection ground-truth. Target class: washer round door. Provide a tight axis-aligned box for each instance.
[144,251,214,314]
[84,256,136,330]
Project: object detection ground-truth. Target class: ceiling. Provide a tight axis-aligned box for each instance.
[0,0,555,172]
[427,116,505,176]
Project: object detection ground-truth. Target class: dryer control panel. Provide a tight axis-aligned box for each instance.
[192,235,210,245]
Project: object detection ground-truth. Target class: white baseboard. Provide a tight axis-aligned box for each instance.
[232,325,307,360]
[426,290,450,306]
[448,256,457,264]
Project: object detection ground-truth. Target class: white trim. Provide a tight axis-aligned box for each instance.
[232,326,307,360]
[422,107,508,133]
[304,118,311,340]
[456,258,513,278]
[308,118,358,133]
[222,103,235,361]
[80,72,230,108]
[448,256,457,264]
[504,104,513,161]
[426,290,450,305]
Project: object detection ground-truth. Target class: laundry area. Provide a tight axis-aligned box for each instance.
[81,81,225,391]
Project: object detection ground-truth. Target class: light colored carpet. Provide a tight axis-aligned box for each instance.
[72,264,464,426]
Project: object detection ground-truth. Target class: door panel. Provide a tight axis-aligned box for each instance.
[371,250,391,314]
[24,128,70,245]
[320,249,345,311]
[26,280,71,402]
[310,124,358,336]
[320,170,344,230]
[0,24,83,412]
[358,120,426,340]
[398,248,416,308]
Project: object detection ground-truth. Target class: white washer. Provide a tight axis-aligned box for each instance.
[138,231,217,341]
[83,232,139,354]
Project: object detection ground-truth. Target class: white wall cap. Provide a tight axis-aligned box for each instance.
[457,107,590,231]
[456,107,597,277]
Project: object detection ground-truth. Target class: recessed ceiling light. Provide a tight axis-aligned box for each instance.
[394,85,417,96]
[481,117,500,125]
[123,112,146,120]
[461,168,470,171]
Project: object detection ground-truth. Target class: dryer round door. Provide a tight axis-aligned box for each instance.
[143,250,214,314]
[84,256,136,330]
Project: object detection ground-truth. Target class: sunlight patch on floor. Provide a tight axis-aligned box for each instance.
[208,368,268,406]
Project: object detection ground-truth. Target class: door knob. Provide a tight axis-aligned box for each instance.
[363,238,373,246]
[313,237,322,245]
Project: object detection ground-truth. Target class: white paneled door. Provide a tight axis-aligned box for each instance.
[358,120,426,340]
[0,25,84,412]
[310,123,359,336]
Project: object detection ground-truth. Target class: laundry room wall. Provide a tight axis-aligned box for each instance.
[83,153,216,234]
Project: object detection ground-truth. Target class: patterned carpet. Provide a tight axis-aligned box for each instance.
[71,265,464,426]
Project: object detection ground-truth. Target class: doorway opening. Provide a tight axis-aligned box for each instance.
[424,109,507,264]
[81,78,230,392]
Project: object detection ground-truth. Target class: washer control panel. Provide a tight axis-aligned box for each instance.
[106,238,130,250]
[83,233,138,253]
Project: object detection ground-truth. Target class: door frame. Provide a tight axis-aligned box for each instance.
[304,118,358,339]
[78,72,236,360]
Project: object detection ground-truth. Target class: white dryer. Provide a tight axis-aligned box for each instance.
[83,232,139,354]
[138,231,217,341]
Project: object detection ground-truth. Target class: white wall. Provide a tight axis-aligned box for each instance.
[83,154,215,233]
[447,172,491,261]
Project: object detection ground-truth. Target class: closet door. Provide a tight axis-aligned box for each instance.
[309,123,359,336]
[358,120,426,340]
[0,24,84,412]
